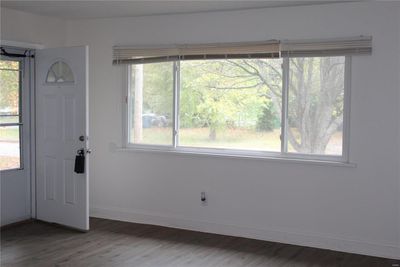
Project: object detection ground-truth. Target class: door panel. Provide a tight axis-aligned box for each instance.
[44,156,56,201]
[64,159,76,205]
[63,96,76,142]
[36,46,89,231]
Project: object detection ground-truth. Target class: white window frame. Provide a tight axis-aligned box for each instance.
[122,56,352,165]
[0,56,25,172]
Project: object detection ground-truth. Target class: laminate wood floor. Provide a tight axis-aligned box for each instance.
[1,218,398,267]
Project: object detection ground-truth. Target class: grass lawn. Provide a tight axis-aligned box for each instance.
[0,126,19,142]
[132,127,343,155]
[178,127,281,151]
[132,127,281,151]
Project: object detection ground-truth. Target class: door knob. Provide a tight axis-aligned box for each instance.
[86,149,92,154]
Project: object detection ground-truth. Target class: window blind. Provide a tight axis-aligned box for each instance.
[113,41,280,65]
[280,36,372,57]
[113,36,372,65]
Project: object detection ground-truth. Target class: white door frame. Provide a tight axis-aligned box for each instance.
[29,49,37,220]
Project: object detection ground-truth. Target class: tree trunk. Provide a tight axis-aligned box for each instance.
[209,128,217,141]
[134,64,143,142]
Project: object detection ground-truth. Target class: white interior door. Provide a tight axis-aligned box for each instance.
[35,46,89,231]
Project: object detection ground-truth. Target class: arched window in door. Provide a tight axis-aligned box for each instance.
[46,61,74,83]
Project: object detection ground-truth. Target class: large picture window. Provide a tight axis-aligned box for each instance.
[126,56,348,161]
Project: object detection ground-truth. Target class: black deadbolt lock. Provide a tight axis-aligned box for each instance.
[74,149,85,174]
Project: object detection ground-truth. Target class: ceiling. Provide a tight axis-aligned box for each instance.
[1,0,359,20]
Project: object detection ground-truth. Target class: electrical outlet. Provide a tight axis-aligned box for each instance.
[201,191,207,206]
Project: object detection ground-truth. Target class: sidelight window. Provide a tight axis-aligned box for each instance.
[0,59,23,170]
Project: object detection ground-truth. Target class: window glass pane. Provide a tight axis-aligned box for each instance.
[0,60,19,70]
[47,70,56,83]
[46,61,74,83]
[0,125,21,170]
[287,57,345,155]
[129,63,173,145]
[179,59,282,151]
[0,115,19,124]
[0,68,20,117]
[57,61,74,82]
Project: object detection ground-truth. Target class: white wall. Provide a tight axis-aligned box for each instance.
[1,7,67,47]
[66,2,400,259]
[398,6,400,257]
[0,8,67,226]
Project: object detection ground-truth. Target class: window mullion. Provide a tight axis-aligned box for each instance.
[281,58,289,154]
[342,56,351,162]
[125,65,132,147]
[172,61,180,148]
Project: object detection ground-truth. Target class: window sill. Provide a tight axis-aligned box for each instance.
[114,146,356,168]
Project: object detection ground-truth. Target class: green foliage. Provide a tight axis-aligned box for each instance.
[0,60,20,114]
[132,62,174,119]
[134,58,283,141]
[256,101,279,132]
[179,60,272,140]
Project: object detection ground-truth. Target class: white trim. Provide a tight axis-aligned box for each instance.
[85,45,90,230]
[122,65,130,148]
[281,58,289,153]
[21,56,31,219]
[341,56,352,163]
[172,61,180,147]
[29,50,37,219]
[116,146,356,167]
[90,206,399,260]
[0,40,44,50]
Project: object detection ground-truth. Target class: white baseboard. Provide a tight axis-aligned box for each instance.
[1,214,31,227]
[90,206,400,260]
